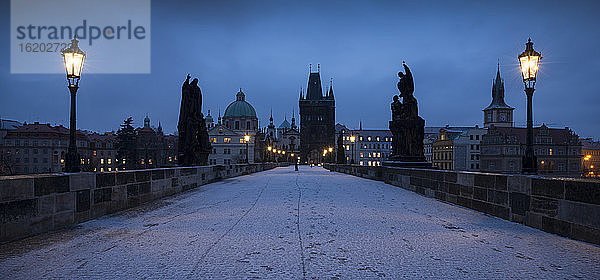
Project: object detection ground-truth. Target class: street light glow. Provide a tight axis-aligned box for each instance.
[61,37,86,83]
[244,135,250,142]
[519,38,542,83]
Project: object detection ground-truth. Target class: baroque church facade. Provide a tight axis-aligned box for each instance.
[299,66,336,164]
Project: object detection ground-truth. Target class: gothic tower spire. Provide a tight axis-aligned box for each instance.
[483,62,514,128]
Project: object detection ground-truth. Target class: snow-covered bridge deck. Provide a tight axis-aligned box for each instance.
[1,166,598,279]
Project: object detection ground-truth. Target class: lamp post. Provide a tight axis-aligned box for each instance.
[267,146,272,162]
[61,37,86,173]
[518,38,542,174]
[350,136,356,164]
[244,135,250,163]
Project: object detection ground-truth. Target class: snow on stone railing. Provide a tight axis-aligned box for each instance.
[324,164,600,246]
[0,163,288,243]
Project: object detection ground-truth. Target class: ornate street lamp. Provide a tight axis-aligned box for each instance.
[61,37,86,173]
[244,135,250,163]
[267,146,272,162]
[518,38,542,174]
[349,135,356,164]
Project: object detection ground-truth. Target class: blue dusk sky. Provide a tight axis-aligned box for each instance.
[0,0,599,138]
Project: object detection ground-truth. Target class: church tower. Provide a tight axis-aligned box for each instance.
[299,64,336,163]
[483,63,514,128]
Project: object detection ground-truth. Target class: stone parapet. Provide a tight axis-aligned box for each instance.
[0,163,288,243]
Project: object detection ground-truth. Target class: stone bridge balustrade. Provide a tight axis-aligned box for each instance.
[324,164,600,245]
[0,163,288,243]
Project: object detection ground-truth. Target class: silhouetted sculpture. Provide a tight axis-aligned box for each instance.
[384,62,429,168]
[178,74,211,166]
[336,134,346,164]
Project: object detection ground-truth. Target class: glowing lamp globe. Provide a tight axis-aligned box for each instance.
[61,37,86,85]
[518,38,542,85]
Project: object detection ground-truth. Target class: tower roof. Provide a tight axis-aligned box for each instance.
[279,119,291,129]
[484,63,513,110]
[306,72,323,100]
[224,89,257,118]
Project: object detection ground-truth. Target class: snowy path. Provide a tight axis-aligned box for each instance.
[1,166,599,279]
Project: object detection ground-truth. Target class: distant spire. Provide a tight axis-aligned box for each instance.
[309,64,312,73]
[270,108,273,124]
[328,77,334,99]
[299,87,304,100]
[359,120,362,130]
[291,108,297,129]
[317,63,320,73]
[218,108,222,124]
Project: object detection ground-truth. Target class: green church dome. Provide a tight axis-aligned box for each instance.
[223,89,257,118]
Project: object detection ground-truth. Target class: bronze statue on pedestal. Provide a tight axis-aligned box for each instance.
[177,74,211,166]
[385,62,429,167]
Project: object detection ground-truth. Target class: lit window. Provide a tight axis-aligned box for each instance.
[148,159,152,165]
[141,158,145,165]
[101,167,104,172]
[210,137,217,143]
[240,139,245,143]
[108,167,112,171]
[101,158,105,164]
[360,153,363,158]
[549,148,553,155]
[169,156,172,162]
[93,150,97,156]
[224,138,231,143]
[367,136,372,141]
[108,158,112,164]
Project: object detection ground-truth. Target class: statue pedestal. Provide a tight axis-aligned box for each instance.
[386,116,432,169]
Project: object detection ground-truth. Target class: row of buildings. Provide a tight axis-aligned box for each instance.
[0,116,177,175]
[1,64,597,177]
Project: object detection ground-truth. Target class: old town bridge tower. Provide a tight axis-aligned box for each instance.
[299,65,336,164]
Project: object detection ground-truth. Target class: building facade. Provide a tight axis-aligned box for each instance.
[1,122,89,174]
[208,89,259,165]
[481,125,582,176]
[208,121,254,165]
[581,138,600,178]
[337,125,392,167]
[299,68,335,164]
[431,126,486,171]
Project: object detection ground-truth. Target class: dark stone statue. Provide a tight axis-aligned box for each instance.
[385,62,429,167]
[178,74,211,166]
